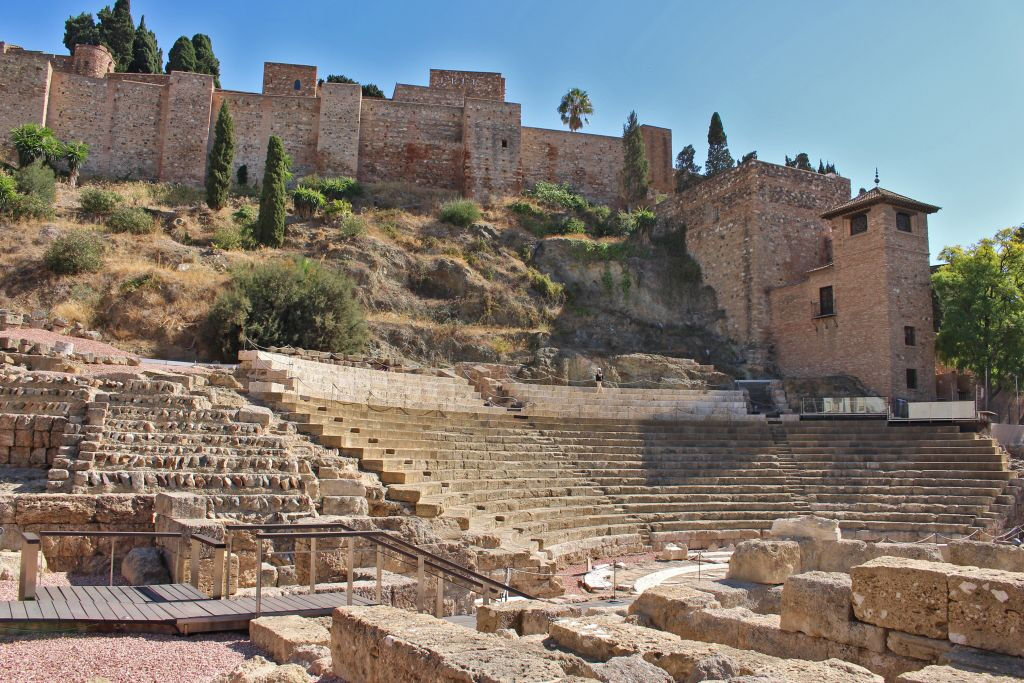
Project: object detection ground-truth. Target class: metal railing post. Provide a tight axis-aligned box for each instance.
[108,538,117,586]
[417,555,425,612]
[189,537,200,588]
[224,531,232,596]
[309,537,317,595]
[212,546,225,599]
[256,538,263,616]
[18,533,40,601]
[176,531,187,583]
[346,536,355,606]
[434,575,444,617]
[375,544,383,604]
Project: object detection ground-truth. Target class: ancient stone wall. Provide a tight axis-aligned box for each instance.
[640,125,673,196]
[108,79,164,180]
[393,83,464,106]
[262,62,317,97]
[158,71,214,185]
[0,50,52,161]
[71,44,114,78]
[521,127,623,206]
[429,69,504,100]
[46,70,112,176]
[462,98,521,200]
[317,82,362,177]
[266,95,320,176]
[215,91,267,182]
[358,99,464,189]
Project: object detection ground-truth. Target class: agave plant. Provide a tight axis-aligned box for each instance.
[9,124,56,167]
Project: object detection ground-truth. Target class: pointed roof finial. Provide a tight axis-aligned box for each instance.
[874,167,880,187]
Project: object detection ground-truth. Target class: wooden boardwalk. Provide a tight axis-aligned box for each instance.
[0,584,369,634]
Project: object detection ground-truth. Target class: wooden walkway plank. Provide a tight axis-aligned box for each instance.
[0,602,12,620]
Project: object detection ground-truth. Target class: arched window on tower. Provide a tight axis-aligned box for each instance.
[293,79,301,91]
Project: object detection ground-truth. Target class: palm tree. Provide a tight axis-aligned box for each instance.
[557,88,594,132]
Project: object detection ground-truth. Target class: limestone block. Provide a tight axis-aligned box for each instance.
[947,566,1024,657]
[250,616,330,664]
[938,645,1024,678]
[770,515,841,541]
[121,547,171,585]
[781,571,886,652]
[628,584,720,636]
[319,479,366,497]
[477,599,583,635]
[210,655,311,683]
[886,631,954,661]
[547,616,682,661]
[798,539,944,573]
[321,496,368,516]
[895,665,1021,682]
[948,540,1024,573]
[851,557,950,639]
[658,543,688,561]
[154,492,208,520]
[15,494,96,525]
[690,579,783,615]
[590,655,672,682]
[285,644,332,677]
[236,406,272,428]
[727,540,801,584]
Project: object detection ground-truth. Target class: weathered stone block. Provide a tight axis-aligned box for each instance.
[947,566,1024,657]
[320,479,366,497]
[948,540,1024,573]
[895,664,1021,682]
[250,615,330,664]
[727,539,801,584]
[851,557,949,639]
[886,631,954,661]
[781,571,886,652]
[628,584,720,636]
[770,515,841,541]
[476,599,583,635]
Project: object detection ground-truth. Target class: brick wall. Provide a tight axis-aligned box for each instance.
[463,98,521,200]
[393,84,464,106]
[71,44,114,78]
[215,91,266,181]
[0,50,52,162]
[263,62,317,97]
[158,72,214,185]
[317,82,361,176]
[266,95,320,176]
[358,99,464,189]
[46,70,111,176]
[108,79,163,180]
[429,69,504,100]
[521,127,623,206]
[640,125,673,195]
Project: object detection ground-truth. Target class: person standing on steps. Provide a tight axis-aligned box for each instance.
[595,367,604,391]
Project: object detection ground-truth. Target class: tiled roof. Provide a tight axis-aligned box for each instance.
[821,187,940,219]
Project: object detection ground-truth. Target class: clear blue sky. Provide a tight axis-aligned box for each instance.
[5,1,1022,262]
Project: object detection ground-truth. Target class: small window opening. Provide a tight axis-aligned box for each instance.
[817,285,835,317]
[906,368,918,390]
[850,213,868,235]
[501,139,508,149]
[896,212,912,232]
[904,325,916,346]
[293,79,301,91]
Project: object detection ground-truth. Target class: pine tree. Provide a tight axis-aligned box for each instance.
[817,159,826,174]
[256,136,289,247]
[191,34,221,88]
[97,0,135,71]
[127,16,160,74]
[793,153,813,171]
[206,101,235,210]
[622,111,650,208]
[326,75,357,84]
[63,13,101,53]
[674,144,702,193]
[784,155,794,167]
[825,162,837,174]
[361,84,385,98]
[166,36,196,73]
[704,112,734,176]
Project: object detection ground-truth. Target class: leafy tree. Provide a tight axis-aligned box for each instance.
[704,112,734,176]
[674,144,702,192]
[96,0,135,71]
[127,16,161,74]
[207,257,368,359]
[61,141,90,187]
[63,12,101,52]
[933,229,1024,404]
[191,34,221,88]
[792,153,813,171]
[621,110,650,208]
[361,83,385,98]
[255,135,290,247]
[557,88,594,132]
[206,101,235,209]
[326,74,357,84]
[165,36,196,73]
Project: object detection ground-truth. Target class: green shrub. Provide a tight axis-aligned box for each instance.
[232,204,257,225]
[106,206,156,234]
[439,199,481,227]
[292,187,326,219]
[526,181,588,211]
[529,269,565,303]
[210,224,245,250]
[569,239,635,262]
[324,198,353,225]
[0,172,17,214]
[206,257,368,360]
[151,183,205,207]
[508,200,538,216]
[9,124,57,167]
[44,230,104,274]
[79,187,123,217]
[15,160,56,205]
[560,216,586,235]
[339,214,365,239]
[299,175,362,201]
[11,193,54,220]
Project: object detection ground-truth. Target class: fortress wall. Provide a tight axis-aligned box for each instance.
[108,79,163,181]
[46,71,112,176]
[214,92,266,181]
[429,69,504,100]
[107,72,169,86]
[520,127,622,206]
[462,98,521,200]
[640,125,673,195]
[265,95,320,177]
[263,63,317,97]
[393,84,464,106]
[0,50,52,161]
[317,82,361,177]
[357,99,464,189]
[158,72,214,185]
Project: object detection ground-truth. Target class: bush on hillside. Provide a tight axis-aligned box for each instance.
[106,206,156,234]
[79,187,123,217]
[207,257,368,360]
[526,181,588,212]
[292,187,326,219]
[209,224,247,251]
[232,204,257,225]
[439,199,481,227]
[338,213,365,239]
[0,172,18,215]
[529,269,566,303]
[15,160,57,205]
[44,230,104,275]
[299,175,363,201]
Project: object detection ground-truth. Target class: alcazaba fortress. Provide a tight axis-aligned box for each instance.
[0,42,938,401]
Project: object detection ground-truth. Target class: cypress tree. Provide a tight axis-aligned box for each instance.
[97,0,135,71]
[127,16,160,74]
[63,13,101,53]
[256,136,289,247]
[793,153,813,171]
[674,144,702,193]
[166,36,196,73]
[622,111,650,208]
[704,112,734,176]
[191,34,221,88]
[817,159,826,174]
[206,101,235,210]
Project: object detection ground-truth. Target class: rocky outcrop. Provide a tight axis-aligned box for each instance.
[120,546,170,585]
[727,540,801,584]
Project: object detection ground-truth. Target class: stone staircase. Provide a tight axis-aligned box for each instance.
[767,419,812,514]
